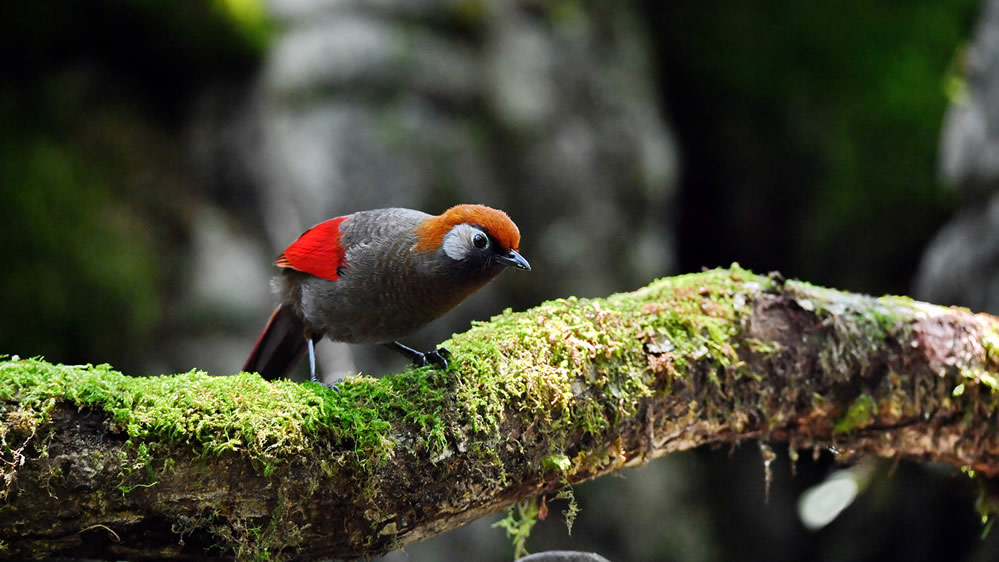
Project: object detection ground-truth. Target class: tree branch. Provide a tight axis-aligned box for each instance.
[2,266,998,560]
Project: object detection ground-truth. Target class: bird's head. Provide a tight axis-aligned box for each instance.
[414,204,531,275]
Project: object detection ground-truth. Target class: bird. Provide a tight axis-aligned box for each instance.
[243,204,531,382]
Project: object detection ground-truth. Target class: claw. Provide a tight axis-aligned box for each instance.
[385,341,451,370]
[425,347,450,369]
[318,372,358,393]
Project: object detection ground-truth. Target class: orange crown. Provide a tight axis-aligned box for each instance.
[414,204,521,253]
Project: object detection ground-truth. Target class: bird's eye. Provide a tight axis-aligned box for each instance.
[472,232,489,249]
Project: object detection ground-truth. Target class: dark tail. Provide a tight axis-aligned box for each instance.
[243,304,316,380]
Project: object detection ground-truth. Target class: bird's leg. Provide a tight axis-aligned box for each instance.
[308,337,319,383]
[307,335,345,392]
[385,341,451,369]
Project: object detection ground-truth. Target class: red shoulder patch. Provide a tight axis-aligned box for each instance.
[275,216,349,281]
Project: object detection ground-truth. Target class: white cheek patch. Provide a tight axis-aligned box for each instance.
[442,224,482,261]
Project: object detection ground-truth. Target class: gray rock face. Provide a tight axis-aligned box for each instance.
[939,0,999,196]
[257,1,676,289]
[246,1,677,375]
[914,196,999,313]
[916,0,999,313]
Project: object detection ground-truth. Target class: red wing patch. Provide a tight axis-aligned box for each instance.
[275,216,349,281]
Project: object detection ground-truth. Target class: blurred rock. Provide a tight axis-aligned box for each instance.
[939,0,999,197]
[169,205,274,376]
[914,195,999,313]
[234,0,677,377]
[916,0,999,313]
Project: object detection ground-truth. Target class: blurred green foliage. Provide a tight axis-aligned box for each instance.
[214,0,274,49]
[0,114,161,368]
[656,0,979,294]
[1,0,267,370]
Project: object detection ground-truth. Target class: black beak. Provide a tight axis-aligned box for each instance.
[493,249,531,271]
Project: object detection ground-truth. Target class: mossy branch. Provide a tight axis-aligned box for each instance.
[2,266,999,560]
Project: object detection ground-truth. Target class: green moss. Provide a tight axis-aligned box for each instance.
[983,328,999,367]
[542,453,572,473]
[834,394,877,434]
[957,325,999,397]
[438,264,760,473]
[1,265,940,488]
[445,264,764,466]
[1,266,866,557]
[788,282,907,341]
[492,497,540,559]
[0,359,476,480]
[118,442,158,494]
[0,267,768,556]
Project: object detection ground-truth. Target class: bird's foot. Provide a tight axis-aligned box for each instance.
[385,341,451,369]
[421,347,451,369]
[321,376,349,394]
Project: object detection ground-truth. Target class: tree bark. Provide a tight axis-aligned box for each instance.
[2,266,998,560]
